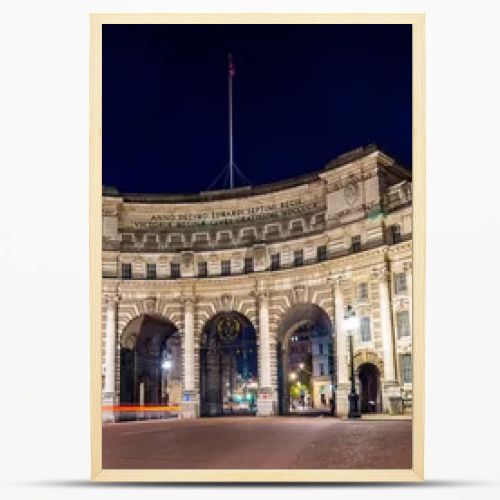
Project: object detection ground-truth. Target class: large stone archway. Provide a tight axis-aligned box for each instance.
[199,311,258,417]
[119,314,181,419]
[275,303,334,415]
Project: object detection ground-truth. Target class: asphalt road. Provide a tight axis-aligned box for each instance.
[102,416,412,469]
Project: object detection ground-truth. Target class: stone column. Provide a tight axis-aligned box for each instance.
[376,264,401,412]
[330,276,349,417]
[103,295,117,423]
[257,290,273,416]
[181,296,198,418]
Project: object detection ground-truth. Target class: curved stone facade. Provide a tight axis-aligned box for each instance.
[102,144,413,419]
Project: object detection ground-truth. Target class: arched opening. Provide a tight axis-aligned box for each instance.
[200,311,258,417]
[358,362,381,413]
[276,304,334,415]
[119,314,181,420]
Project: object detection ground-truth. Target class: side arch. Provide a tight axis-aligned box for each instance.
[117,297,183,342]
[274,302,334,415]
[118,310,182,414]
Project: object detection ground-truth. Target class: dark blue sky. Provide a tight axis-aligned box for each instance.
[103,24,412,194]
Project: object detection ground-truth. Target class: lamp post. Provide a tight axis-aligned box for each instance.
[345,305,361,419]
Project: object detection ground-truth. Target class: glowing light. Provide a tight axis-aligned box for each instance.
[102,405,180,413]
[289,372,297,381]
[345,315,360,331]
[162,360,172,370]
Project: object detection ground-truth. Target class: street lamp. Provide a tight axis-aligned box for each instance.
[298,363,312,375]
[345,305,361,419]
[161,359,172,371]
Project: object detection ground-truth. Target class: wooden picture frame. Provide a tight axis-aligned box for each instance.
[90,13,425,482]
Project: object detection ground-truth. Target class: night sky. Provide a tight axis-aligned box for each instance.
[103,24,412,194]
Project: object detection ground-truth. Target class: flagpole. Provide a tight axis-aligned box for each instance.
[228,53,234,189]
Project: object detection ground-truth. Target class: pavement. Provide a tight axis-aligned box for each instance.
[102,416,412,469]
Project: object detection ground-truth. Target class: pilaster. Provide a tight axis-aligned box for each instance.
[255,288,273,416]
[103,294,118,423]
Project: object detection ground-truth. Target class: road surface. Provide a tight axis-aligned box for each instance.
[102,416,412,469]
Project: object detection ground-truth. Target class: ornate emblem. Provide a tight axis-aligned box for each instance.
[216,315,241,342]
[344,175,359,206]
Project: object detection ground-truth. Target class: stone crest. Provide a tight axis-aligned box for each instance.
[144,296,157,314]
[220,293,234,311]
[293,285,307,303]
[344,175,360,206]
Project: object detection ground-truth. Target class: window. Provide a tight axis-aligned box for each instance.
[294,249,304,267]
[401,354,412,383]
[266,225,280,238]
[360,316,371,342]
[169,234,183,246]
[320,363,325,376]
[397,310,411,338]
[395,273,408,294]
[221,260,231,276]
[218,231,232,243]
[314,213,325,225]
[290,220,303,233]
[319,343,324,355]
[358,282,369,300]
[241,228,256,242]
[351,235,361,253]
[198,261,208,278]
[317,245,327,262]
[170,263,181,279]
[390,224,402,244]
[121,263,132,280]
[146,263,156,280]
[244,257,254,274]
[194,233,209,244]
[271,253,280,271]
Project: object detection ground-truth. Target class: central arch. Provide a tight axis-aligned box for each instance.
[199,311,258,417]
[276,303,334,415]
[119,314,181,419]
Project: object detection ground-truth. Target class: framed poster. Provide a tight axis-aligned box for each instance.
[90,13,425,482]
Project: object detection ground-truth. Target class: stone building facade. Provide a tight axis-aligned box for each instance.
[101,144,413,419]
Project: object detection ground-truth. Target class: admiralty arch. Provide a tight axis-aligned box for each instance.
[101,144,413,420]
